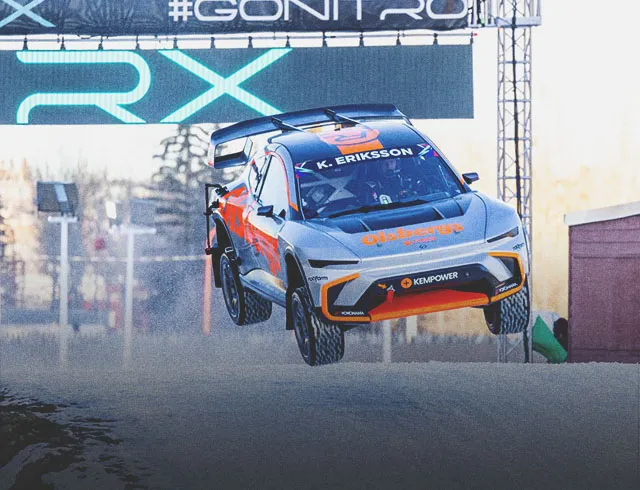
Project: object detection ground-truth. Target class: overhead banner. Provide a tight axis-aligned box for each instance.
[0,45,473,125]
[0,0,468,36]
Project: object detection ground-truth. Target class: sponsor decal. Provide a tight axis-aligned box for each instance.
[401,278,412,289]
[338,310,366,316]
[496,282,518,294]
[513,242,525,251]
[404,236,437,247]
[307,275,328,282]
[362,224,464,246]
[412,272,459,287]
[299,146,416,172]
[318,127,382,155]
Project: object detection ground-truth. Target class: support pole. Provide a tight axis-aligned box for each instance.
[48,216,77,368]
[59,216,69,367]
[496,0,539,362]
[123,228,135,367]
[120,225,156,368]
[60,216,69,329]
[382,320,392,363]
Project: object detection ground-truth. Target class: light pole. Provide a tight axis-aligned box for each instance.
[48,215,78,368]
[107,200,156,368]
[36,182,79,369]
[382,320,392,363]
[121,224,156,367]
[48,215,78,330]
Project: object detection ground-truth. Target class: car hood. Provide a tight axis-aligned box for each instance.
[304,193,487,259]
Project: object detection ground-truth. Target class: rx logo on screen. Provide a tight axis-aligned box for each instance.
[15,49,292,124]
[0,0,54,28]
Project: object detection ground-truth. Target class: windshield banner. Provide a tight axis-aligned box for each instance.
[297,144,435,173]
[0,0,468,36]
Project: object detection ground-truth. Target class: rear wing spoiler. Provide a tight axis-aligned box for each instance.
[207,104,408,168]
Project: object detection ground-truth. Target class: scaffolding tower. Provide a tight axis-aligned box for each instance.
[483,1,541,362]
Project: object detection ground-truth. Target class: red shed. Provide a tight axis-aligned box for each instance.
[565,202,640,363]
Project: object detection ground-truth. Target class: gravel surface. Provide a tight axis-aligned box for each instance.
[1,325,639,490]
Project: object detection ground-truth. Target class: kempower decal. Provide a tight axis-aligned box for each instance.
[412,272,459,287]
[318,127,383,155]
[361,224,464,246]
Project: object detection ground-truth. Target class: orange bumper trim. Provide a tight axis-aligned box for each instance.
[320,252,526,324]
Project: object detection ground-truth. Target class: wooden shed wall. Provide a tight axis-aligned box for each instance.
[569,215,640,363]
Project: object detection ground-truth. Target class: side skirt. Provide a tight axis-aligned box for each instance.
[240,269,287,307]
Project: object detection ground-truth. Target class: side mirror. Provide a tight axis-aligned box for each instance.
[207,137,254,169]
[257,205,274,217]
[462,172,480,185]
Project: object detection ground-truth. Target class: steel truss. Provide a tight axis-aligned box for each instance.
[478,1,541,362]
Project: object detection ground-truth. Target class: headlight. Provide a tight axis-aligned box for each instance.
[487,226,519,243]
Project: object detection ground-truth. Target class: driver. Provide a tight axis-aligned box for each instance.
[365,158,413,203]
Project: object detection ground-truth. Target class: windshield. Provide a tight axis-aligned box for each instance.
[294,144,465,219]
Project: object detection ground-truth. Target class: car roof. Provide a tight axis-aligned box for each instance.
[269,120,426,164]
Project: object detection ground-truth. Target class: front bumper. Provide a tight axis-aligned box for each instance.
[315,251,526,324]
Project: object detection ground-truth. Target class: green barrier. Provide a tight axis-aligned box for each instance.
[532,315,567,363]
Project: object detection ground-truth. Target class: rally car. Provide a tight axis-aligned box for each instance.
[204,105,531,366]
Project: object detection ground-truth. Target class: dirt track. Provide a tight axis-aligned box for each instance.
[1,326,639,490]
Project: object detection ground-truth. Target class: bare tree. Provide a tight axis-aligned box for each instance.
[150,124,238,254]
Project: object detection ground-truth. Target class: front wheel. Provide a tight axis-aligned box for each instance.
[219,253,272,326]
[484,278,531,335]
[290,286,344,366]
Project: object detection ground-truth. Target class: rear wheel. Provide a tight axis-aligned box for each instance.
[484,278,531,335]
[291,286,344,366]
[219,253,272,326]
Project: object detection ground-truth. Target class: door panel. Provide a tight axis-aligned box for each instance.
[246,154,289,280]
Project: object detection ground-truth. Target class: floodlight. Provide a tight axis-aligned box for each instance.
[36,182,79,216]
[105,201,118,221]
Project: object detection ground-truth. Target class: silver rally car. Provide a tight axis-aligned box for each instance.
[204,105,531,365]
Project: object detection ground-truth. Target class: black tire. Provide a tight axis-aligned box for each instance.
[484,278,531,335]
[291,286,344,366]
[219,253,272,326]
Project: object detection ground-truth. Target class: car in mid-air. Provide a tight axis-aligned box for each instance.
[204,105,531,365]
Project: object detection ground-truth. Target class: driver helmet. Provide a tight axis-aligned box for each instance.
[379,158,402,179]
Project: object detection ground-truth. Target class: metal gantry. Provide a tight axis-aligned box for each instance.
[484,1,541,362]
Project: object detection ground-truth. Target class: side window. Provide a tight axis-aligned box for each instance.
[248,154,268,195]
[258,156,288,217]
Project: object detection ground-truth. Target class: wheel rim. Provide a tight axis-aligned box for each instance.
[292,296,312,362]
[221,258,240,320]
